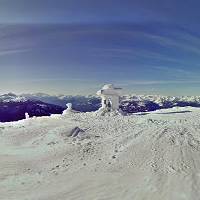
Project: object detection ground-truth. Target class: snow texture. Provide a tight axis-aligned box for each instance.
[1,107,200,199]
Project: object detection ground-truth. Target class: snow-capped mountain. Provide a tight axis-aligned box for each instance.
[120,95,200,112]
[0,93,26,103]
[22,93,200,113]
[22,93,101,112]
[2,93,200,122]
[0,93,64,122]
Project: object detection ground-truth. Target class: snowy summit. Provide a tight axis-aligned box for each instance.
[1,93,200,199]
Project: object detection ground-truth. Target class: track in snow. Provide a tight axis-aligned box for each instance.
[0,107,200,200]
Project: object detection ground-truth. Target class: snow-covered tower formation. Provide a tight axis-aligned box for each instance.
[97,84,122,112]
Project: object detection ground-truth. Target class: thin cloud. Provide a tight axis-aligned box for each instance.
[119,80,200,86]
[0,48,31,56]
[152,66,198,77]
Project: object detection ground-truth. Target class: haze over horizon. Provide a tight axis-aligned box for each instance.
[1,0,200,95]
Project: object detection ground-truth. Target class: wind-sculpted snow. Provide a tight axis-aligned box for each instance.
[1,107,200,200]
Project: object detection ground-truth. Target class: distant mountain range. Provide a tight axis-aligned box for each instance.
[1,93,200,122]
[120,95,200,113]
[0,93,64,122]
[22,93,101,112]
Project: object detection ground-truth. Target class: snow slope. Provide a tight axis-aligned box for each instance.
[1,107,200,200]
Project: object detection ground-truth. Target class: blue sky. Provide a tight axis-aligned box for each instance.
[1,0,200,95]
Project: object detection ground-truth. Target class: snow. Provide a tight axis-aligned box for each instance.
[97,84,122,111]
[25,112,30,119]
[5,92,200,107]
[1,107,200,199]
[122,94,200,107]
[0,93,27,103]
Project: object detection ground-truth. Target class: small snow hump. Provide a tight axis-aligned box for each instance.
[62,103,73,114]
[25,112,30,119]
[61,126,85,138]
[70,127,85,137]
[62,103,80,115]
[66,103,72,111]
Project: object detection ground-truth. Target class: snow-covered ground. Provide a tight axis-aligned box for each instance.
[1,107,200,200]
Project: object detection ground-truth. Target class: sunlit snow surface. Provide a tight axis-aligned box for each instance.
[1,107,200,200]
